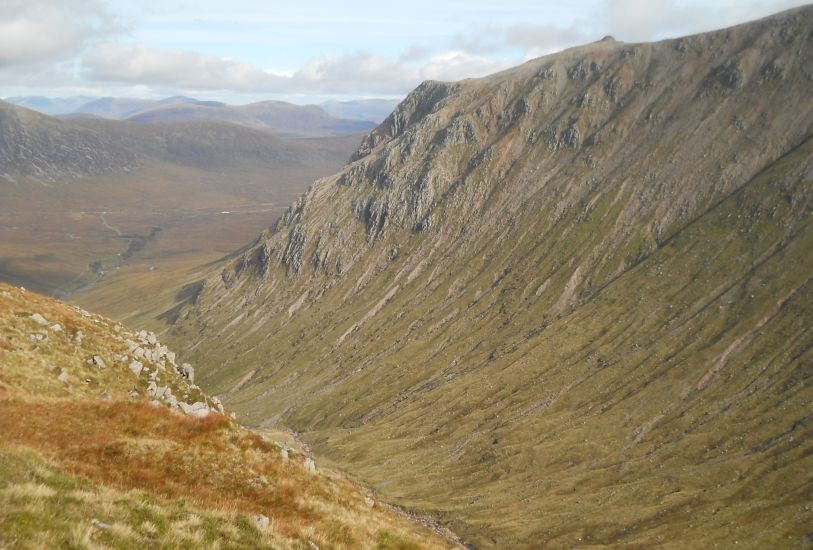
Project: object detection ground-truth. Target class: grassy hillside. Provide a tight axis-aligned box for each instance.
[0,283,457,549]
[167,7,813,548]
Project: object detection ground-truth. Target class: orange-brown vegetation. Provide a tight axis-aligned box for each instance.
[0,398,321,539]
[0,284,456,549]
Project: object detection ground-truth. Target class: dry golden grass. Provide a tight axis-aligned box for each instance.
[0,284,457,549]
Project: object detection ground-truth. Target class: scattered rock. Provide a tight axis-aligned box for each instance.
[254,514,270,532]
[30,313,48,326]
[364,496,375,508]
[164,394,179,409]
[129,361,144,377]
[147,381,169,399]
[72,330,84,345]
[57,369,69,383]
[304,457,317,473]
[89,355,107,369]
[179,401,210,417]
[178,363,195,383]
[211,395,224,412]
[91,518,112,530]
[280,448,289,461]
[49,323,62,332]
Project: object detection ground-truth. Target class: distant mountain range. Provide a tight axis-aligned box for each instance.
[0,100,365,181]
[3,95,400,138]
[321,99,401,122]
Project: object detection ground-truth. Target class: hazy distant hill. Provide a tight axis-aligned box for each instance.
[0,101,140,180]
[5,95,387,139]
[75,95,202,120]
[3,96,96,116]
[126,99,377,139]
[168,6,813,548]
[0,100,362,181]
[321,99,401,122]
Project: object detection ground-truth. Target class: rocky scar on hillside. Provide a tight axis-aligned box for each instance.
[169,6,813,549]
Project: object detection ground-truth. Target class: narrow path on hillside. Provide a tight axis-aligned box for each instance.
[99,212,122,236]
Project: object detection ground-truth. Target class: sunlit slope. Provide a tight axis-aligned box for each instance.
[0,284,457,549]
[171,7,813,547]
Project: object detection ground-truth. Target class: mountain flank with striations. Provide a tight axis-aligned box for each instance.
[166,6,813,548]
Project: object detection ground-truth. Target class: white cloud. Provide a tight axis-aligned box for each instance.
[599,0,812,42]
[417,50,512,82]
[451,21,593,58]
[3,0,811,100]
[0,0,118,67]
[81,42,507,96]
[83,42,287,91]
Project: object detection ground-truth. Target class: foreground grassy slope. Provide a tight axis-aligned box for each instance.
[0,284,456,549]
[168,7,813,547]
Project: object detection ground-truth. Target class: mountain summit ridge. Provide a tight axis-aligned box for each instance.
[168,6,813,547]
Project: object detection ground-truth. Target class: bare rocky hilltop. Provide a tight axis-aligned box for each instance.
[166,7,813,548]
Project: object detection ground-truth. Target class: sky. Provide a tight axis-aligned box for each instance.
[0,0,809,104]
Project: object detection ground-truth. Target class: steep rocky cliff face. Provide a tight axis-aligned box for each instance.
[172,7,813,547]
